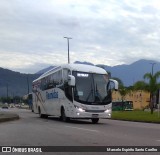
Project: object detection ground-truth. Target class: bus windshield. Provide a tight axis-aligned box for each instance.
[73,71,111,105]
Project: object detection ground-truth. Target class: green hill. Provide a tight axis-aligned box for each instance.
[0,67,39,97]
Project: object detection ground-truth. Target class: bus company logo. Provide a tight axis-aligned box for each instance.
[2,147,11,152]
[46,90,58,99]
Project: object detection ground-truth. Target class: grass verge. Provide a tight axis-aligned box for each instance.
[111,111,160,123]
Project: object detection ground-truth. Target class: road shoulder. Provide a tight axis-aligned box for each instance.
[0,112,19,123]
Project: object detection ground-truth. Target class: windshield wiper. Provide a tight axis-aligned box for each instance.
[86,84,94,102]
[95,83,102,102]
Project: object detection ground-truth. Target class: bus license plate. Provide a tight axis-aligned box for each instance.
[92,114,99,118]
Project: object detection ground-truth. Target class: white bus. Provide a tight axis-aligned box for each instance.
[32,64,118,123]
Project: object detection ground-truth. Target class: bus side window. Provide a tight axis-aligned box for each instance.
[57,70,63,86]
[47,75,54,89]
[41,78,46,90]
[50,74,55,88]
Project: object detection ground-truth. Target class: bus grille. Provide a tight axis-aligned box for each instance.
[85,110,105,113]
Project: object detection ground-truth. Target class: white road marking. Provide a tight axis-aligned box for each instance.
[156,140,160,142]
[65,125,99,133]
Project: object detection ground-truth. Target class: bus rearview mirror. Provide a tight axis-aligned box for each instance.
[68,75,75,86]
[109,79,118,91]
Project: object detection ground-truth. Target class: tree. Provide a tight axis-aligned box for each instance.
[119,85,131,110]
[134,71,160,114]
[134,81,146,90]
[113,77,131,110]
[144,72,160,114]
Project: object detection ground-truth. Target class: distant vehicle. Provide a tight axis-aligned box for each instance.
[32,64,118,124]
[10,105,15,108]
[15,104,21,108]
[2,106,8,109]
[112,101,133,111]
[28,93,33,111]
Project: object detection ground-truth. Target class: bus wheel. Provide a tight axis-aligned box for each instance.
[31,106,34,112]
[91,118,99,124]
[38,107,46,118]
[61,108,70,122]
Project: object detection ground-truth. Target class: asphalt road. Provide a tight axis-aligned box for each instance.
[0,108,160,155]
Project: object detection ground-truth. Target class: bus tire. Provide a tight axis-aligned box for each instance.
[91,118,99,124]
[31,106,34,112]
[61,108,70,122]
[38,107,46,118]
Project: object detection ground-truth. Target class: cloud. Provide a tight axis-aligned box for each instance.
[0,0,160,73]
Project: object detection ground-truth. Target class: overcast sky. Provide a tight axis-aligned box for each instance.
[0,0,160,73]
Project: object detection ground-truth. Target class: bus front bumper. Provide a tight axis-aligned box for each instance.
[72,109,112,119]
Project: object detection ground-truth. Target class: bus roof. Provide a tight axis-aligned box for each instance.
[33,64,107,82]
[63,64,107,74]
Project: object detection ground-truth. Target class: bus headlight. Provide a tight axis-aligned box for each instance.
[77,107,85,112]
[105,109,111,113]
[75,106,85,112]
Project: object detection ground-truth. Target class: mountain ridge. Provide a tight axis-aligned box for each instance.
[0,59,160,97]
[0,67,39,97]
[34,59,160,86]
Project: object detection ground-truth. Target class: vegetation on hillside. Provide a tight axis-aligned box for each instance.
[0,68,39,97]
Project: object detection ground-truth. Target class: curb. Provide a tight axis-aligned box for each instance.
[0,113,20,123]
[110,118,160,124]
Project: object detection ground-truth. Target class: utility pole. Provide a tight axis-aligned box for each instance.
[149,62,156,114]
[7,83,8,98]
[6,83,9,103]
[27,74,29,94]
[150,62,156,75]
[64,37,72,64]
